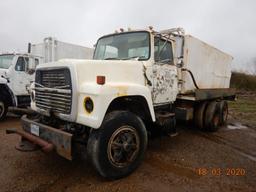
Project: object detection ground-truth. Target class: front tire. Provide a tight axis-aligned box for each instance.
[87,111,148,179]
[0,97,8,121]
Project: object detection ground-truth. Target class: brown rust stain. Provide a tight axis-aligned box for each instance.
[152,66,176,101]
[115,85,128,97]
[21,116,73,160]
[56,142,72,160]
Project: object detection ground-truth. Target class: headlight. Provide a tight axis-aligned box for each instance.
[84,97,94,113]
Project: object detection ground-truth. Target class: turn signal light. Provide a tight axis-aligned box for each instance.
[97,76,105,85]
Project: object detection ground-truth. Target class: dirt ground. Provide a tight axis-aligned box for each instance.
[0,93,256,192]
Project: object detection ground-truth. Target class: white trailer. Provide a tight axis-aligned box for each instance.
[30,37,94,63]
[0,37,93,120]
[176,35,232,94]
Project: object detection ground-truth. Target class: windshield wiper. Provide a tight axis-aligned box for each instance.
[158,58,173,64]
[104,57,120,60]
[121,56,144,60]
[104,56,145,61]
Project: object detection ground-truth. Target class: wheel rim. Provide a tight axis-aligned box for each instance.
[213,114,220,127]
[107,126,140,168]
[0,102,5,118]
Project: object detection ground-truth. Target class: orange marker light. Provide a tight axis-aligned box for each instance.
[97,76,105,85]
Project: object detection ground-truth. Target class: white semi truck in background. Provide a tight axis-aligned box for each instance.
[7,27,235,179]
[0,37,94,120]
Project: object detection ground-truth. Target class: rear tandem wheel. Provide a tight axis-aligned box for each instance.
[194,101,207,129]
[204,101,221,132]
[194,100,228,132]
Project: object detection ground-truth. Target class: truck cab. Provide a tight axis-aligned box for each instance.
[0,53,42,119]
[93,29,179,105]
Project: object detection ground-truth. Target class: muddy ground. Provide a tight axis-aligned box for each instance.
[0,92,256,192]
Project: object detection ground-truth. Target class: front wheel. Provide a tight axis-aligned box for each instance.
[0,98,8,121]
[87,111,148,179]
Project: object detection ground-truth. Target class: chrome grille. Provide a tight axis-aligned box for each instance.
[35,68,72,114]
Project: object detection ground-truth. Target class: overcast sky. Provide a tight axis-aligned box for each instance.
[0,0,255,73]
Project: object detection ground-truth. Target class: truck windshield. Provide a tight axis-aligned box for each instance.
[0,55,14,69]
[94,32,150,60]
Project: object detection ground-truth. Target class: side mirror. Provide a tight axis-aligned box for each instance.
[176,56,184,68]
[27,69,35,75]
[26,58,36,74]
[28,58,35,70]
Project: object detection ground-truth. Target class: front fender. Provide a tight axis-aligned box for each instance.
[0,77,7,84]
[76,82,155,129]
[0,82,17,107]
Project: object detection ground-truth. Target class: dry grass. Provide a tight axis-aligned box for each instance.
[230,72,256,91]
[229,92,256,128]
[229,72,256,128]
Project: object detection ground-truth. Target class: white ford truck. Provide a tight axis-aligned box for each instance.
[7,28,235,179]
[0,37,93,120]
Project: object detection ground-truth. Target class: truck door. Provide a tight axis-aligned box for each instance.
[152,37,178,105]
[11,56,33,95]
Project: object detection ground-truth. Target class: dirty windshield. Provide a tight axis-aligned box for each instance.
[94,32,150,60]
[0,55,14,69]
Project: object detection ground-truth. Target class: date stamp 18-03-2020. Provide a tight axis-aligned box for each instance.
[196,168,246,176]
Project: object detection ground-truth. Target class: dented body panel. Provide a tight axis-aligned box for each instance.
[151,64,178,105]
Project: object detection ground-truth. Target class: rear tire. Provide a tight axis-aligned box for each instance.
[204,101,220,132]
[87,111,148,179]
[217,101,228,125]
[194,102,207,129]
[0,97,8,121]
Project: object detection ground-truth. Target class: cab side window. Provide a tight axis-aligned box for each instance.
[15,57,28,71]
[154,38,173,63]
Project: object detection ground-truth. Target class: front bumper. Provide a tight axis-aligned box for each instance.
[7,115,73,160]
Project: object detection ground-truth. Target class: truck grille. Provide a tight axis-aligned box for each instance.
[35,68,72,114]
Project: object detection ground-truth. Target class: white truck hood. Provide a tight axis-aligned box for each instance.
[37,59,147,86]
[0,68,8,76]
[0,68,8,84]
